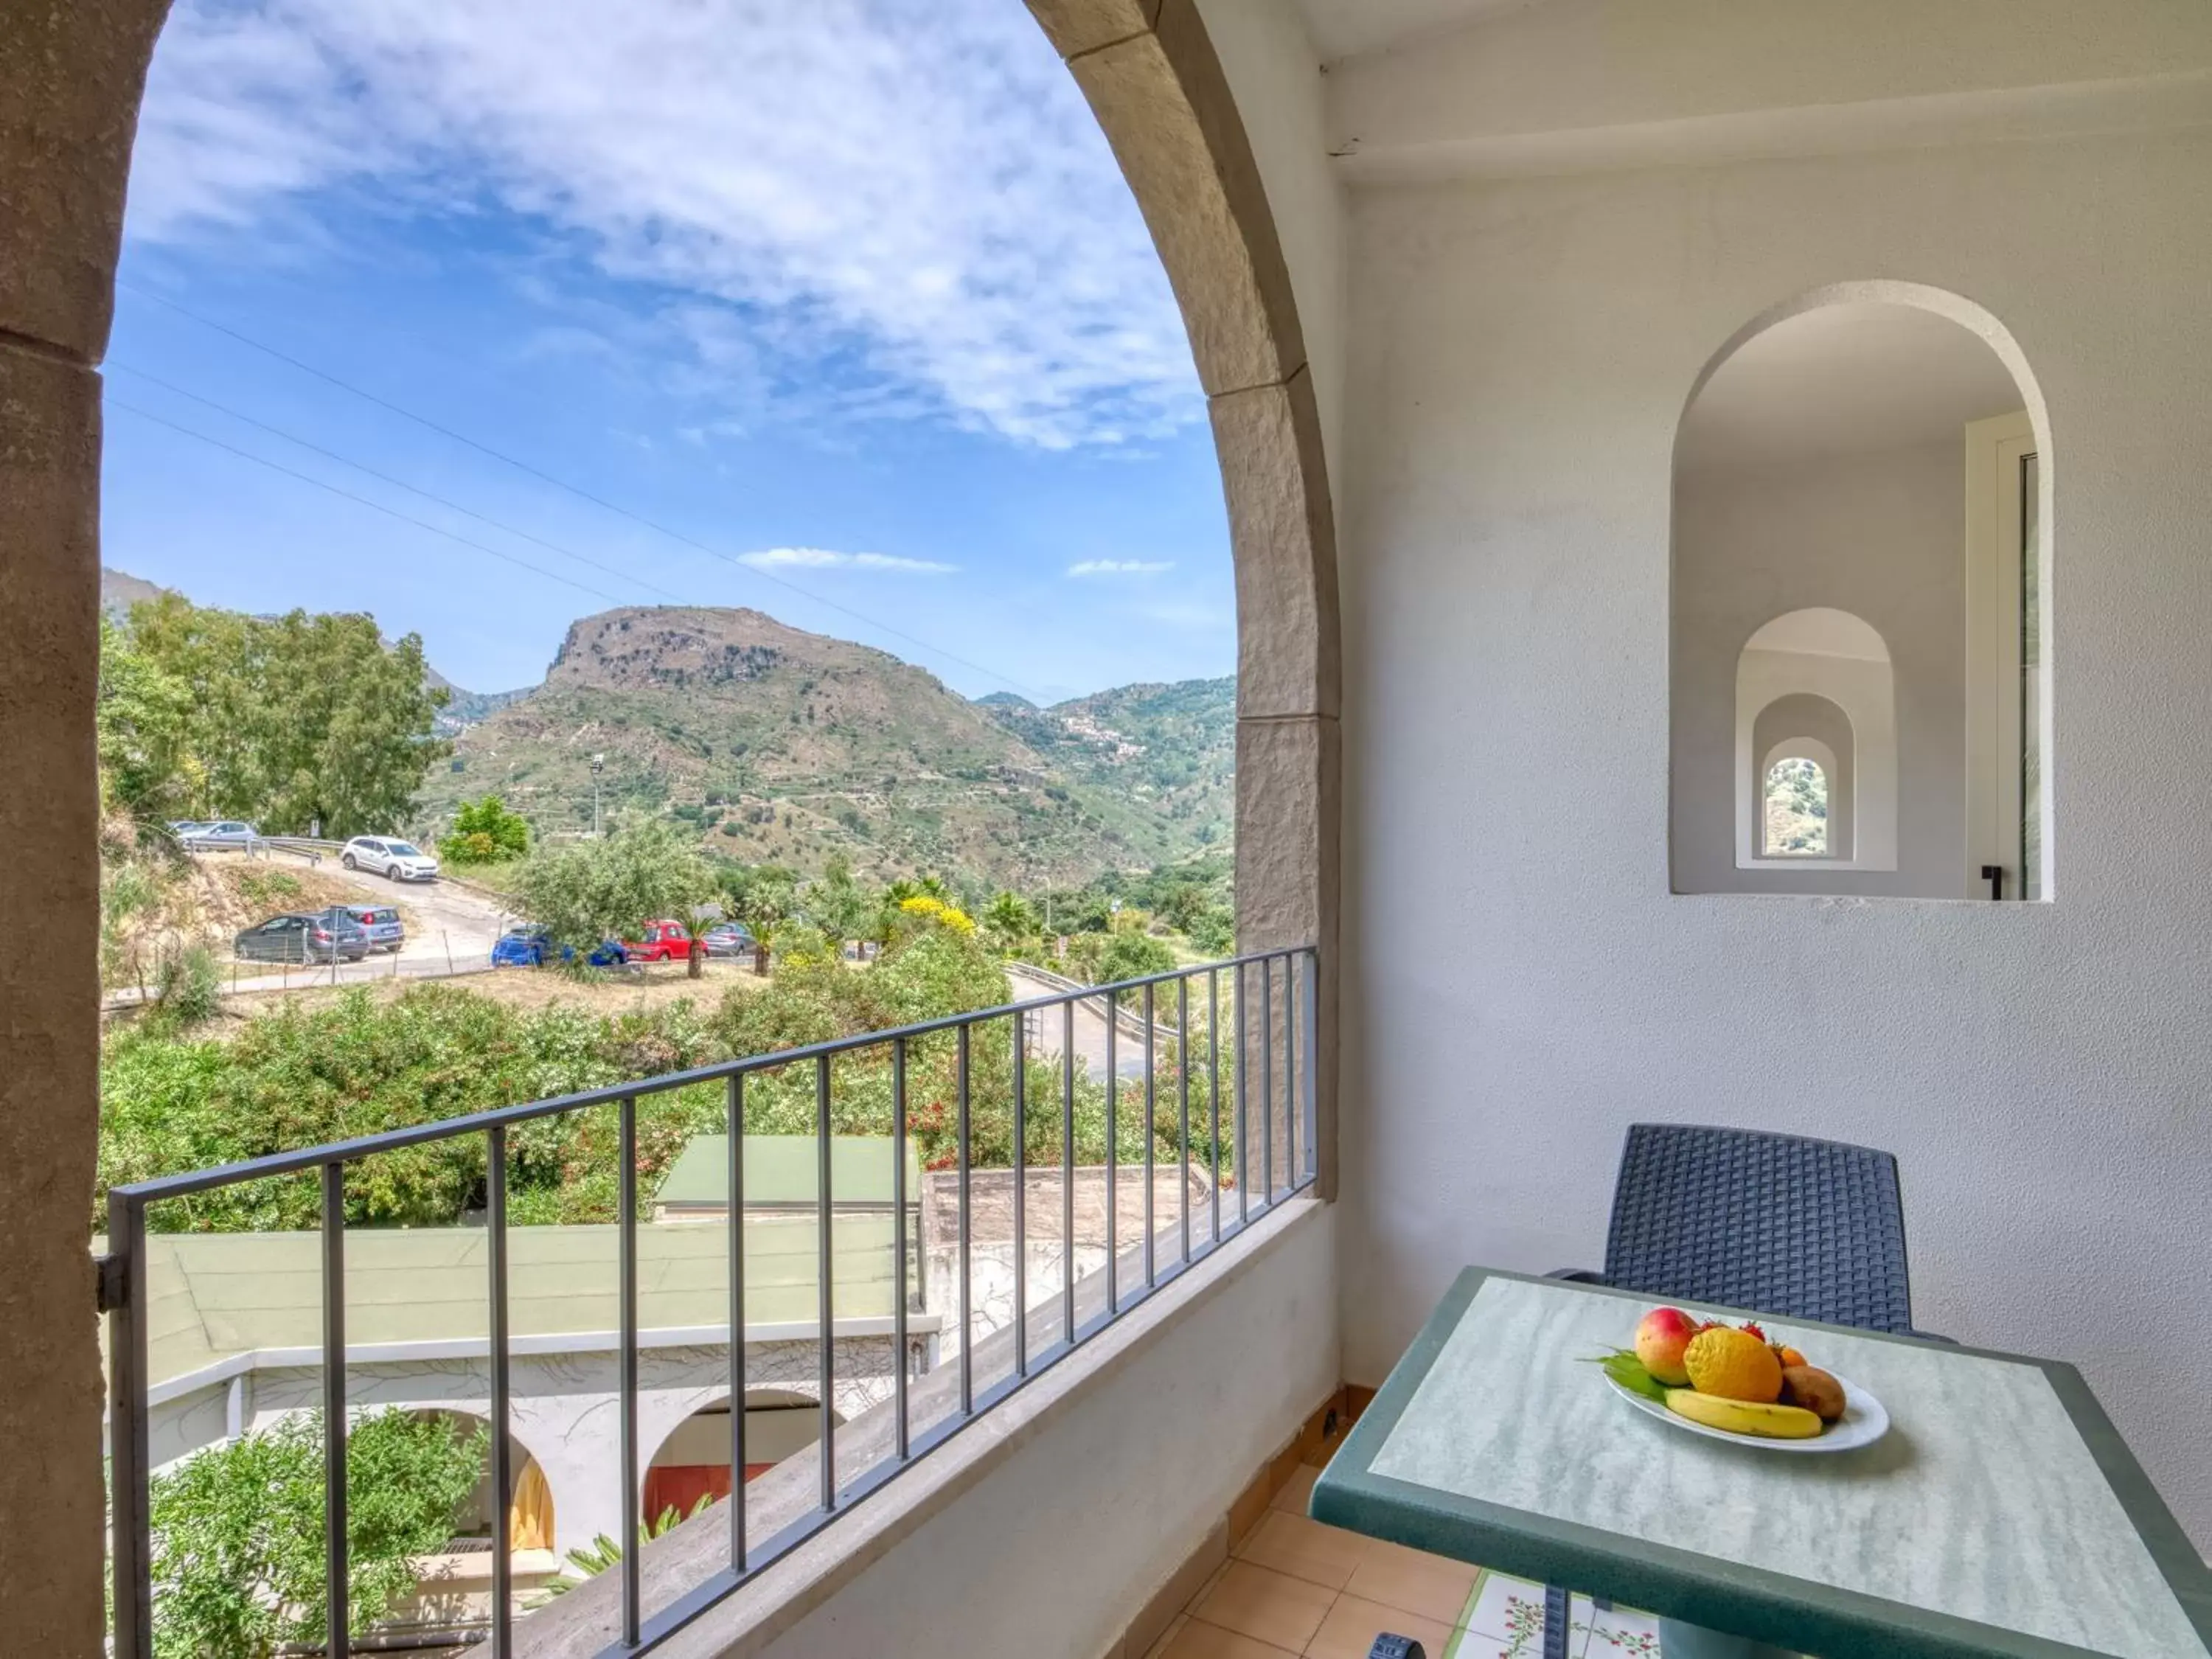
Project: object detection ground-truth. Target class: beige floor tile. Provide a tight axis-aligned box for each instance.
[1142,1615,1190,1659]
[1190,1561,1338,1652]
[1158,1616,1304,1659]
[1237,1510,1371,1591]
[1271,1463,1321,1515]
[1303,1593,1456,1659]
[1183,1557,1234,1613]
[1342,1540,1480,1627]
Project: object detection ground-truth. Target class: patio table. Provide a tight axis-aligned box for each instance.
[1311,1267,2212,1659]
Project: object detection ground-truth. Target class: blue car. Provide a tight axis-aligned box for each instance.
[490,926,628,968]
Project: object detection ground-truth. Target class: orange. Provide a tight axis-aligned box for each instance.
[1683,1326,1784,1403]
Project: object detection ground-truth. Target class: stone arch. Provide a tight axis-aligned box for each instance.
[396,1405,555,1551]
[0,2,1340,1638]
[1027,0,1340,1201]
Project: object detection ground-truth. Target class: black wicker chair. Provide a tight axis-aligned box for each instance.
[1555,1121,1926,1335]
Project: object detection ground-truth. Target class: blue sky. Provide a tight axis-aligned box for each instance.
[105,0,1232,704]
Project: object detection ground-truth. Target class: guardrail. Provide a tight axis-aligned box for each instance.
[1006,957,1183,1043]
[102,946,1318,1659]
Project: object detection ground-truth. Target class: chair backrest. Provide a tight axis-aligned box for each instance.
[1603,1124,1916,1333]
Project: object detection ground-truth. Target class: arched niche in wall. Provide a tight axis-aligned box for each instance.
[1671,282,2053,900]
[1758,719,1849,861]
[1736,611,1893,872]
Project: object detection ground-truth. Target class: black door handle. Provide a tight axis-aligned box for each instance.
[1981,864,2005,900]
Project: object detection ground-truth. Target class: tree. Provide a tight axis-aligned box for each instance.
[721,864,798,975]
[97,613,200,823]
[147,1408,484,1659]
[119,595,449,838]
[800,855,873,956]
[439,796,530,865]
[981,889,1039,948]
[512,820,714,953]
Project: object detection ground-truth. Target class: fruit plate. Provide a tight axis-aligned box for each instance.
[1604,1373,1890,1454]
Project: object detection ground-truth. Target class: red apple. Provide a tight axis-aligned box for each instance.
[1634,1307,1699,1385]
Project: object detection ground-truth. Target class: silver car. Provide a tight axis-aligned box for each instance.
[341,836,441,882]
[187,820,259,850]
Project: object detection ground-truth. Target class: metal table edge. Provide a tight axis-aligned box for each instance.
[1307,1265,2212,1659]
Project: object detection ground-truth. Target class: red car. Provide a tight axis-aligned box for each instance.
[625,919,700,963]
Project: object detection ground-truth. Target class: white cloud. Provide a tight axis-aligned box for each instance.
[129,0,1203,448]
[1067,558,1175,577]
[738,546,956,574]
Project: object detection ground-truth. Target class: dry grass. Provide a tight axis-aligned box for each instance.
[102,850,423,990]
[196,956,775,1027]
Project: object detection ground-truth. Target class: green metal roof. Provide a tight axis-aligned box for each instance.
[117,1216,912,1392]
[654,1134,919,1209]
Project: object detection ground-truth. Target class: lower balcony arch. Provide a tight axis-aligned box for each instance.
[1759,731,1845,860]
[642,1388,841,1521]
[1734,610,1896,873]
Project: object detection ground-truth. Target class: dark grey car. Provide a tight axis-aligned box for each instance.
[324,903,404,953]
[234,911,370,964]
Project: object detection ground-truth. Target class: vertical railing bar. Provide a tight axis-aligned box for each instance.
[891,1038,910,1464]
[110,1194,153,1659]
[1061,1000,1075,1349]
[1104,994,1118,1315]
[1301,949,1320,1187]
[1142,980,1155,1290]
[618,1096,641,1645]
[956,1023,973,1416]
[487,1127,513,1659]
[728,1077,747,1573]
[815,1054,836,1509]
[1235,961,1249,1228]
[1012,1011,1028,1376]
[1283,953,1298,1201]
[1178,974,1192,1266]
[1260,956,1275,1212]
[1208,969,1222,1248]
[321,1159,349,1659]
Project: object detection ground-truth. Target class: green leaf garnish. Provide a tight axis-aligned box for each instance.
[1584,1348,1668,1402]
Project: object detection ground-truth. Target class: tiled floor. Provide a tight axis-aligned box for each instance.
[1144,1463,1663,1659]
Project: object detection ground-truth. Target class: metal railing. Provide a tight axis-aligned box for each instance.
[104,945,1318,1659]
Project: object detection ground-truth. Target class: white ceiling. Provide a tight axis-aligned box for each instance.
[1676,303,2025,471]
[1295,0,1540,64]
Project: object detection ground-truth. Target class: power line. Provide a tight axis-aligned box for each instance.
[110,363,689,605]
[115,279,1044,698]
[107,399,633,608]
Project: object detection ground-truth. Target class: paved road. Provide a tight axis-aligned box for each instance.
[1004,961,1176,1082]
[110,860,521,1004]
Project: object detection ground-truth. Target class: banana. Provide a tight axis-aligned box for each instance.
[1665,1389,1824,1439]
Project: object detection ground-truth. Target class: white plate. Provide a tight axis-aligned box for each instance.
[1605,1372,1890,1453]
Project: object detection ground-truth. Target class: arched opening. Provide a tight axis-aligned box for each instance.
[1672,288,2050,899]
[400,1408,552,1555]
[1761,748,1834,859]
[642,1389,838,1522]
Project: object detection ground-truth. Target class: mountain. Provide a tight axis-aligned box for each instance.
[424,667,530,735]
[981,678,1234,852]
[100,566,172,615]
[419,606,1233,888]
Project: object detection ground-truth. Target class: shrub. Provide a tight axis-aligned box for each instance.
[438,796,529,865]
[150,945,222,1029]
[147,1408,485,1659]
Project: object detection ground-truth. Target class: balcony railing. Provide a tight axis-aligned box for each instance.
[103,946,1318,1658]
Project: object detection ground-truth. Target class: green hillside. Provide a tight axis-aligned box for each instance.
[420,607,1232,888]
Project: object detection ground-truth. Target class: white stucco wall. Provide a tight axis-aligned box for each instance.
[729,1203,1338,1659]
[1334,125,2212,1551]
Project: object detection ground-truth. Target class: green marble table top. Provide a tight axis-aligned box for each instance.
[1311,1268,2212,1659]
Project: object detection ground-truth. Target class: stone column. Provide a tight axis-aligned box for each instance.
[0,3,170,1651]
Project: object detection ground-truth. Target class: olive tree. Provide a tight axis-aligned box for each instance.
[512,819,714,955]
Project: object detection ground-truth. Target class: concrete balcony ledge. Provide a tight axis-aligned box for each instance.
[518,1193,1338,1659]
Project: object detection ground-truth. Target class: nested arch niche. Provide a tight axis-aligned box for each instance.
[1670,282,2052,899]
[1736,611,1893,870]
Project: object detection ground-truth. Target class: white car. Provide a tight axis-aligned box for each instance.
[341,835,441,882]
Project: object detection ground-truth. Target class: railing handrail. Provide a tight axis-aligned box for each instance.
[107,947,1294,1206]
